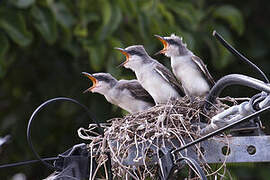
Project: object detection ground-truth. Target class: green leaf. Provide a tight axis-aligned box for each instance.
[110,5,122,34]
[10,0,35,8]
[49,2,76,28]
[87,45,106,71]
[63,41,81,57]
[211,27,233,69]
[116,0,128,14]
[158,4,175,26]
[74,24,88,37]
[181,32,195,50]
[106,55,122,77]
[140,0,157,14]
[31,6,57,44]
[98,4,122,41]
[149,18,162,34]
[165,2,198,30]
[138,12,149,40]
[213,5,244,35]
[0,32,10,78]
[108,37,124,62]
[126,0,138,16]
[100,0,112,25]
[0,10,33,47]
[84,13,100,24]
[0,32,9,58]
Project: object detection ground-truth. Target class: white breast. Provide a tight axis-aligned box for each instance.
[171,56,210,97]
[105,88,152,113]
[135,64,180,104]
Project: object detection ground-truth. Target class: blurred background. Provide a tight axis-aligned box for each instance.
[0,0,270,179]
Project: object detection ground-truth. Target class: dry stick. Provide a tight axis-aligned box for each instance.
[117,139,128,161]
[78,127,99,140]
[137,166,143,180]
[79,97,240,179]
[130,166,140,180]
[90,143,108,179]
[107,142,137,179]
[179,117,211,170]
[141,142,154,177]
[218,97,250,102]
[126,129,159,148]
[167,114,203,177]
[134,135,140,162]
[89,145,94,180]
[103,160,108,180]
[91,156,107,179]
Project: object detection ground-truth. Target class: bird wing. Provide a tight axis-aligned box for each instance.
[117,80,155,104]
[191,56,215,87]
[154,63,185,96]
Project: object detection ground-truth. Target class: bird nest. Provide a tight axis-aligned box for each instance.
[78,96,240,179]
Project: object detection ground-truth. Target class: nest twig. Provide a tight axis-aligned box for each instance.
[78,96,242,179]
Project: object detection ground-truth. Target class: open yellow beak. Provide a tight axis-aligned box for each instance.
[115,48,130,67]
[82,72,98,93]
[154,35,168,55]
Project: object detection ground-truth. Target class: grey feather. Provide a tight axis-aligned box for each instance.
[191,56,215,87]
[154,63,185,96]
[117,80,155,104]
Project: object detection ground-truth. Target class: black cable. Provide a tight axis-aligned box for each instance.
[27,97,104,170]
[204,74,270,110]
[213,30,269,83]
[172,105,270,154]
[0,157,57,169]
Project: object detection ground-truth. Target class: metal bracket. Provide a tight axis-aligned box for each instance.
[111,135,270,166]
[197,136,270,163]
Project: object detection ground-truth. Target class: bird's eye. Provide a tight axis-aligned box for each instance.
[128,50,143,57]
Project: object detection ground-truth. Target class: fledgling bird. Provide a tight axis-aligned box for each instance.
[155,34,215,98]
[115,45,185,104]
[82,72,155,113]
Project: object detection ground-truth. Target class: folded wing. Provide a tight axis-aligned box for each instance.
[154,63,185,96]
[191,56,215,87]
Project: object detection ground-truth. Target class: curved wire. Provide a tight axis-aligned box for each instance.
[27,97,104,170]
[176,157,207,180]
[204,74,270,110]
[213,30,269,83]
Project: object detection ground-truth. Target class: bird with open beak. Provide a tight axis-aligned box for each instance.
[155,34,215,99]
[82,72,155,113]
[115,45,185,104]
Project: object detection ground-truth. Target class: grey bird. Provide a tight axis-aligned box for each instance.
[155,34,215,98]
[115,45,185,104]
[82,72,155,113]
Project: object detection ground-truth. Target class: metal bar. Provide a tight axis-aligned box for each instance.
[198,136,270,163]
[172,105,270,154]
[111,135,270,165]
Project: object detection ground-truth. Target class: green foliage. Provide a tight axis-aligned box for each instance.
[0,0,246,76]
[10,0,35,8]
[213,5,244,35]
[31,6,57,44]
[0,0,270,179]
[0,9,33,47]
